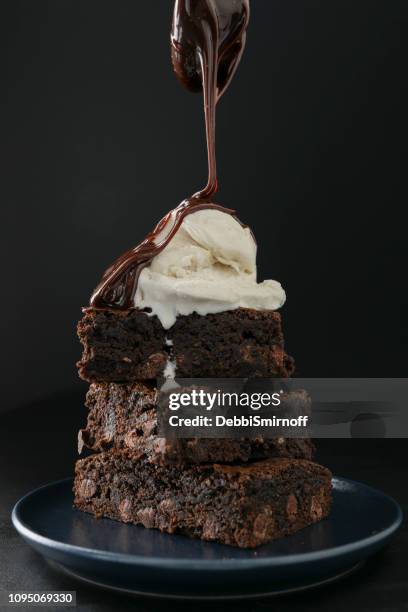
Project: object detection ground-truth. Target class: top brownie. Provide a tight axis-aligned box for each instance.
[77,307,294,382]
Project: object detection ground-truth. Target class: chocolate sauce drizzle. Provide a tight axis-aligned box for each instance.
[90,0,250,310]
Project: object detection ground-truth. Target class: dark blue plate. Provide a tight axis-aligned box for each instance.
[12,477,402,600]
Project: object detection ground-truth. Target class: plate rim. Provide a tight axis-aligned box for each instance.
[12,476,403,571]
[51,559,366,600]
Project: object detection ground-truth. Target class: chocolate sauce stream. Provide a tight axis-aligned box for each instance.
[171,0,250,199]
[90,0,250,310]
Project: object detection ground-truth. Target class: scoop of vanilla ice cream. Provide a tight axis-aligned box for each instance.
[134,209,285,329]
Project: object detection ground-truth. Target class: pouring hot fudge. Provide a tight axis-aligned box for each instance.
[74,0,332,548]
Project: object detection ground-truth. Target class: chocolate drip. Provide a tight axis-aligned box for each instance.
[90,201,234,309]
[171,0,250,199]
[90,0,250,310]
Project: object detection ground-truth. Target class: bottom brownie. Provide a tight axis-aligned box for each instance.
[74,452,332,548]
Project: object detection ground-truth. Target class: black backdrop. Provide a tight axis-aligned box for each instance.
[1,0,407,413]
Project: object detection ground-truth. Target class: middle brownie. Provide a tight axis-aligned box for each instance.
[78,382,315,465]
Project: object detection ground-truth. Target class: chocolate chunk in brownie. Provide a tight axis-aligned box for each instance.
[73,452,332,548]
[77,307,294,382]
[79,382,314,464]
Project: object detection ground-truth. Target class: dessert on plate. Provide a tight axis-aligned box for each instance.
[73,0,332,547]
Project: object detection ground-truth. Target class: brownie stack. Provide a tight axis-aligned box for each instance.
[74,307,332,548]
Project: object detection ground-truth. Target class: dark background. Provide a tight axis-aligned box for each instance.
[1,0,407,413]
[1,2,407,610]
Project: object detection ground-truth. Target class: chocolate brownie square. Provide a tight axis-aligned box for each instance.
[74,452,332,548]
[77,307,294,382]
[78,382,314,464]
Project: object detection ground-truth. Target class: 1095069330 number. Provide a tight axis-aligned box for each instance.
[2,591,76,607]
